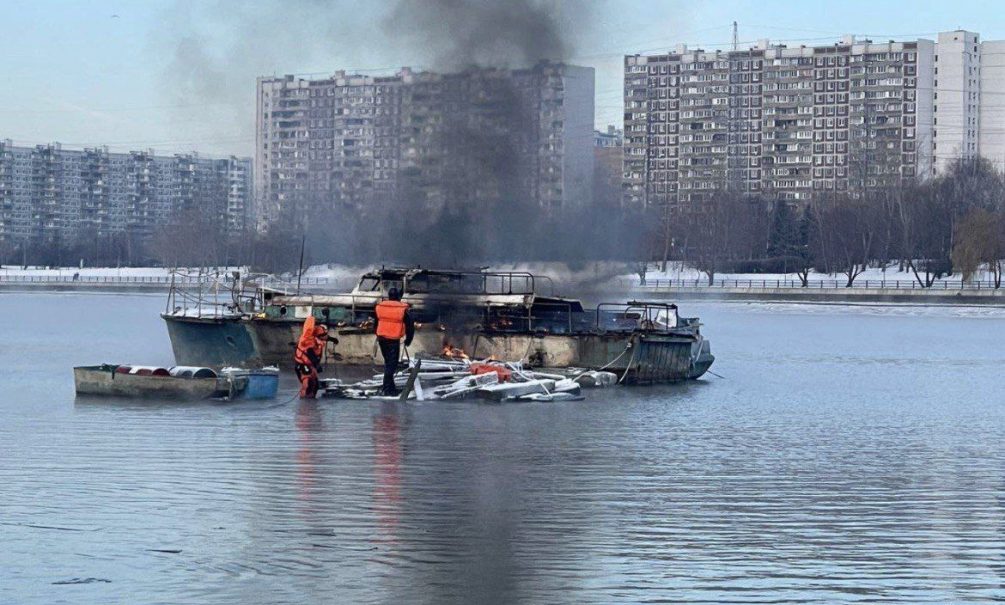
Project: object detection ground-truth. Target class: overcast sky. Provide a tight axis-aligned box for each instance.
[2,0,1004,157]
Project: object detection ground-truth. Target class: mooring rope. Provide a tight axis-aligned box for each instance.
[618,341,639,385]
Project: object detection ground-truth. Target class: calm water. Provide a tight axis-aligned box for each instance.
[2,292,1005,604]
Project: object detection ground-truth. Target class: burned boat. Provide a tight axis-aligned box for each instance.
[162,267,714,384]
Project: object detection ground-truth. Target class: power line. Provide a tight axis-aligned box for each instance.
[0,102,247,115]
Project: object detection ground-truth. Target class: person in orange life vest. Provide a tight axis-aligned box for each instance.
[374,287,415,396]
[294,316,329,398]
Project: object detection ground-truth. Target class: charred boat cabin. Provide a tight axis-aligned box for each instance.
[162,267,714,383]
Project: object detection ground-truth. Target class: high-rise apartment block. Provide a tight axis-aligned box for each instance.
[934,30,1005,172]
[0,141,252,245]
[593,126,624,207]
[255,62,595,224]
[624,30,1005,209]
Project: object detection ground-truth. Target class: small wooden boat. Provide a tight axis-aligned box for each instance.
[73,364,278,400]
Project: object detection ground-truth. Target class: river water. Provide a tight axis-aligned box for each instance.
[2,292,1004,604]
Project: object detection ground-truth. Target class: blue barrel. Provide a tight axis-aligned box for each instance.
[241,370,279,399]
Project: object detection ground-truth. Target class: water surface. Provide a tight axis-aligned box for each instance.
[2,293,1004,603]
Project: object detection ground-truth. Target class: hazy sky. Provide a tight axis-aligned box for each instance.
[2,0,1004,157]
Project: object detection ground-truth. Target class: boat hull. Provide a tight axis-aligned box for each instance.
[163,315,262,368]
[164,315,714,382]
[74,366,234,400]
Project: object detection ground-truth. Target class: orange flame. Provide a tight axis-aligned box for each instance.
[442,344,469,361]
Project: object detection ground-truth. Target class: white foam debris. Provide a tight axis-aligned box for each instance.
[318,356,608,402]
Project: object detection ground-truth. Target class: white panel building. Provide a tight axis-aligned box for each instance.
[934,30,981,172]
[0,141,252,245]
[625,30,1005,208]
[978,39,1005,170]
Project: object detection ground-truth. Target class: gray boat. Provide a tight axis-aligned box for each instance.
[162,267,714,384]
[73,365,279,400]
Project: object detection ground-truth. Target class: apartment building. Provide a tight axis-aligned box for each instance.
[256,62,595,224]
[928,29,1005,173]
[0,141,252,245]
[594,126,623,207]
[595,125,624,148]
[624,33,979,208]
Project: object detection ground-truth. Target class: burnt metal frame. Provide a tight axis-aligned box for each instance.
[595,301,680,334]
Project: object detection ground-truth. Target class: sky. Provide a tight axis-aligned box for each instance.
[2,0,1005,158]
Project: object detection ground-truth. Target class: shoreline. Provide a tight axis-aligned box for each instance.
[5,281,1005,306]
[609,286,1005,306]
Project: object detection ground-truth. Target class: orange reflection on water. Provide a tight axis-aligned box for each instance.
[372,405,403,545]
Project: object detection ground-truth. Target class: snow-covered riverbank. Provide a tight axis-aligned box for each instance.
[3,262,1002,304]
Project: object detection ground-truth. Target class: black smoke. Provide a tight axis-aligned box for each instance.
[384,0,568,68]
[157,1,645,267]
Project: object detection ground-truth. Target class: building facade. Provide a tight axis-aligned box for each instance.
[593,126,624,207]
[256,62,595,224]
[622,31,1005,209]
[931,30,1005,173]
[977,38,1005,170]
[595,125,624,148]
[624,37,934,209]
[0,141,251,245]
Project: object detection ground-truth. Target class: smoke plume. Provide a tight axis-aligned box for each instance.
[156,1,644,267]
[383,0,569,69]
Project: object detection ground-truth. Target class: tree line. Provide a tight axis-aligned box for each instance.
[0,206,302,273]
[5,156,1004,289]
[659,158,1005,288]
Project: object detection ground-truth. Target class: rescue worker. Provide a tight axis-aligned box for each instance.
[294,316,329,399]
[374,287,414,396]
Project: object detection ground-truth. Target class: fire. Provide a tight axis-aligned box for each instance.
[442,343,469,361]
[489,317,514,331]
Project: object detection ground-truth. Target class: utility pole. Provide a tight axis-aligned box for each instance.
[732,21,738,52]
[296,234,305,294]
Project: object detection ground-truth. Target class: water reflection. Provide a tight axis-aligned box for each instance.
[295,400,323,515]
[372,403,404,547]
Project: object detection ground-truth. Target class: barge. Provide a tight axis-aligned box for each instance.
[162,267,714,384]
[73,365,279,400]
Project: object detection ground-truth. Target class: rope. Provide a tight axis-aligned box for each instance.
[511,367,552,397]
[560,339,633,382]
[595,341,633,372]
[518,338,537,364]
[689,333,724,378]
[618,340,639,385]
[276,391,301,406]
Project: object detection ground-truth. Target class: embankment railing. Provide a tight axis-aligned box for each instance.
[622,278,1003,291]
[0,275,335,286]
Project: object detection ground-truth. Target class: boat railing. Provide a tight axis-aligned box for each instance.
[401,270,556,297]
[164,268,283,319]
[594,301,680,334]
[523,299,576,334]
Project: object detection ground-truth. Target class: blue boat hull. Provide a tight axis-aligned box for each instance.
[163,315,262,368]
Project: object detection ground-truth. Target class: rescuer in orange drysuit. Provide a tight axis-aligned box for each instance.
[374,287,415,396]
[294,315,329,398]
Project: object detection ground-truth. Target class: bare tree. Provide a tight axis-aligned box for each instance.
[149,206,225,268]
[669,191,768,285]
[809,192,879,287]
[952,207,1004,288]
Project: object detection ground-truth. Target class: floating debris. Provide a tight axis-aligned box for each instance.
[319,356,616,402]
